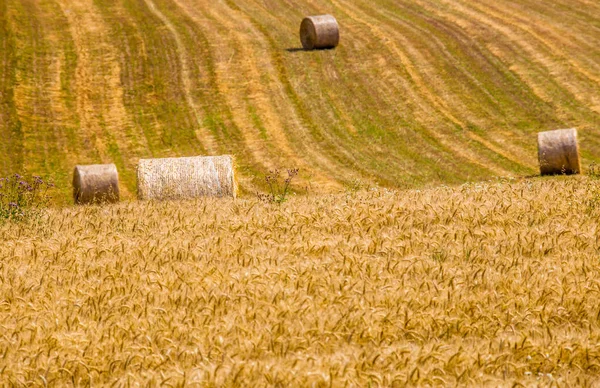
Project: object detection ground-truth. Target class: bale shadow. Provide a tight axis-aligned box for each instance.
[285,47,337,53]
[285,47,307,53]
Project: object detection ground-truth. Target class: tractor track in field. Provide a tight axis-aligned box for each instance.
[233,0,374,187]
[142,0,218,155]
[436,0,596,120]
[416,0,600,152]
[9,0,69,177]
[332,0,513,177]
[474,0,600,115]
[295,0,438,185]
[373,2,537,169]
[300,2,467,179]
[2,0,600,199]
[153,0,304,192]
[465,0,600,115]
[172,0,280,173]
[298,0,472,182]
[214,0,368,187]
[93,0,197,160]
[218,0,361,189]
[57,0,150,197]
[361,0,541,173]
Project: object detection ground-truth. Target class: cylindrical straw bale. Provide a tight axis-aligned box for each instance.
[73,164,120,204]
[300,15,339,50]
[137,155,237,200]
[537,128,581,175]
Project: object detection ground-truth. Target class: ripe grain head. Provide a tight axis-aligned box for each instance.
[1,177,599,385]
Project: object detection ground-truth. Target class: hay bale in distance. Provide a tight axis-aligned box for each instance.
[537,128,581,175]
[300,15,339,50]
[137,155,237,200]
[73,164,120,204]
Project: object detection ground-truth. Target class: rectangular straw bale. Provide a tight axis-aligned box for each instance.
[137,155,237,200]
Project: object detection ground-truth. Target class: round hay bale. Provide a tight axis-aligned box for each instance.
[73,164,120,204]
[137,155,237,200]
[300,15,339,50]
[537,128,581,175]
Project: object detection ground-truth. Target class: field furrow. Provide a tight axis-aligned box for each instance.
[468,0,600,116]
[220,0,364,189]
[0,0,23,173]
[142,0,218,156]
[332,0,519,178]
[57,0,152,198]
[376,2,538,168]
[174,0,283,172]
[7,0,77,197]
[0,0,599,199]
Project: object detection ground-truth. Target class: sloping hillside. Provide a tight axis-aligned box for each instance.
[1,0,599,200]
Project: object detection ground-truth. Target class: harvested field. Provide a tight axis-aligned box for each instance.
[2,177,600,385]
[1,0,599,200]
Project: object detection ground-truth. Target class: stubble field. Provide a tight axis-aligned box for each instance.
[2,176,600,386]
[1,0,600,200]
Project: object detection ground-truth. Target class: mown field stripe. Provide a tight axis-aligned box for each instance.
[171,0,281,174]
[0,0,23,174]
[470,1,600,116]
[57,0,154,198]
[238,0,476,188]
[353,0,542,175]
[146,0,283,194]
[375,3,539,171]
[7,0,76,198]
[435,0,600,161]
[331,0,516,178]
[222,0,361,190]
[142,0,217,156]
[299,0,476,185]
[202,0,358,189]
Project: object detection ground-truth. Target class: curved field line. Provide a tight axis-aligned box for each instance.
[440,0,597,119]
[414,0,600,160]
[294,0,448,184]
[290,0,491,183]
[160,0,340,192]
[331,0,513,177]
[297,0,488,182]
[56,0,106,160]
[142,0,218,155]
[371,4,536,169]
[468,0,600,115]
[9,0,70,179]
[194,0,358,190]
[171,0,282,173]
[374,3,539,168]
[221,0,366,189]
[56,0,155,197]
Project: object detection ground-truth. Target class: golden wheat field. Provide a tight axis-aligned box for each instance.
[0,177,599,386]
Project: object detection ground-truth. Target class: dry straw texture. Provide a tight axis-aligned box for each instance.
[300,15,339,50]
[137,155,237,200]
[1,177,600,385]
[538,128,581,176]
[72,164,120,205]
